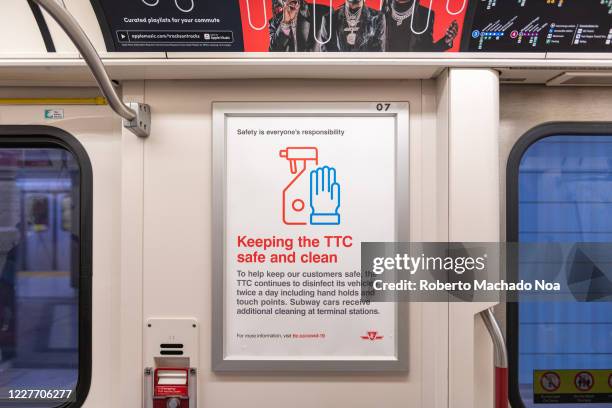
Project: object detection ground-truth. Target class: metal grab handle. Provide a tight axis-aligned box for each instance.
[29,0,151,137]
[189,369,197,408]
[480,308,509,408]
[144,368,154,408]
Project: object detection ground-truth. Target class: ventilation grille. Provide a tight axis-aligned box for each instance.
[160,343,184,356]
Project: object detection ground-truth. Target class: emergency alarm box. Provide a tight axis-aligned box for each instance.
[153,368,189,408]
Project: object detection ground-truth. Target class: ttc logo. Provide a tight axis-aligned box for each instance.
[361,331,384,341]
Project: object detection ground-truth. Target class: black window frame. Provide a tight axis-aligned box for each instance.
[26,0,56,53]
[0,125,92,408]
[506,121,612,408]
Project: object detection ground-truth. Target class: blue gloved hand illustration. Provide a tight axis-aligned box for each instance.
[309,166,341,225]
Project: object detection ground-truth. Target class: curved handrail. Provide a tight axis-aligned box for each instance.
[30,0,151,137]
[480,308,509,408]
[30,0,136,122]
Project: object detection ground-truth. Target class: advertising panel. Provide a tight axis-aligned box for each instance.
[91,0,612,52]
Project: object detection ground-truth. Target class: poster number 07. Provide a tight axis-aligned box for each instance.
[212,102,409,371]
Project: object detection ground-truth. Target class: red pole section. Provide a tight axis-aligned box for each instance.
[495,366,509,408]
[481,308,509,408]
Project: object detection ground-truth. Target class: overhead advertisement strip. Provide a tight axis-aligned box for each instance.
[89,0,612,53]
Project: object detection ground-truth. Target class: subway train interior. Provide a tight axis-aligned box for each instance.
[0,0,611,407]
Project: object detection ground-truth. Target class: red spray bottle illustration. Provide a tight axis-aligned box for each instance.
[279,147,318,225]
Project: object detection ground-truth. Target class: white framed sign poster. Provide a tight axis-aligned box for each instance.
[212,102,409,371]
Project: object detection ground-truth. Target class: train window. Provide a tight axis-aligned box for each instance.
[0,128,91,407]
[507,123,612,408]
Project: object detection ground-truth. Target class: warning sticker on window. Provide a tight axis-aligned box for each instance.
[534,369,612,404]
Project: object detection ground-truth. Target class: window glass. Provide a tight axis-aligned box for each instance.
[518,135,612,407]
[0,147,81,406]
